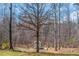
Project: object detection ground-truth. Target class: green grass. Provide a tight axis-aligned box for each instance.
[0,49,79,56]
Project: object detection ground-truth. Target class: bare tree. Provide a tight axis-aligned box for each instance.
[9,3,13,49]
[17,3,50,52]
[58,3,61,50]
[53,4,58,51]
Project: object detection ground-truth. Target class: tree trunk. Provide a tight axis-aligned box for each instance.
[36,27,39,52]
[36,4,40,53]
[58,3,61,50]
[0,32,2,49]
[55,30,58,51]
[54,4,58,51]
[9,3,13,50]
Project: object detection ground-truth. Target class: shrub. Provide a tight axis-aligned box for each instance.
[2,39,9,49]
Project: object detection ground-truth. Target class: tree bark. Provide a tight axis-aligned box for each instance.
[58,3,61,50]
[9,3,13,50]
[54,4,58,51]
[36,4,40,53]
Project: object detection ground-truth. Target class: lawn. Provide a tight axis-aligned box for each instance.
[0,50,79,56]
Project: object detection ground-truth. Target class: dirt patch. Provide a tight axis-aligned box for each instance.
[14,47,79,54]
[47,48,79,53]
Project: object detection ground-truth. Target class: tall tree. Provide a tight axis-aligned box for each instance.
[53,4,58,51]
[66,4,71,44]
[9,3,13,49]
[58,3,61,50]
[17,3,50,52]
